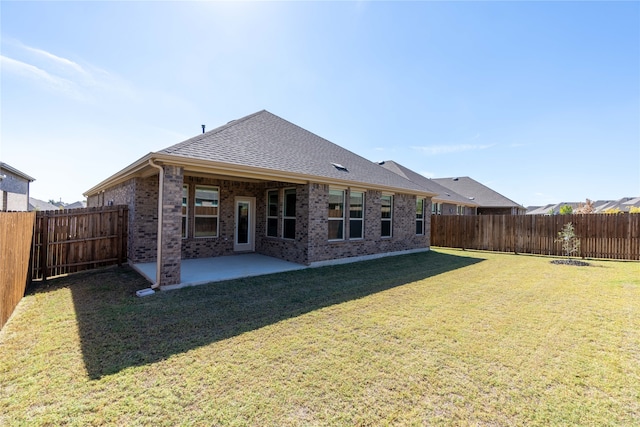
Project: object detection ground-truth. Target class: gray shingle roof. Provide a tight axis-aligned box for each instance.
[0,162,35,182]
[157,110,431,194]
[379,161,477,206]
[432,176,524,209]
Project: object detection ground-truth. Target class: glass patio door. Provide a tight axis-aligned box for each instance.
[234,197,255,252]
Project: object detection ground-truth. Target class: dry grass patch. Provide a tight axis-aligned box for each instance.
[1,249,638,426]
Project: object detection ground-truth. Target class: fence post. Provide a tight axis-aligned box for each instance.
[40,213,49,282]
[117,207,123,266]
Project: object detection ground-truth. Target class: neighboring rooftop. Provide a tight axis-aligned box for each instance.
[0,162,35,182]
[28,198,59,211]
[378,160,477,207]
[527,197,640,214]
[432,176,525,210]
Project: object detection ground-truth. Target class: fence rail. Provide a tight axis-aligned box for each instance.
[30,206,128,281]
[431,214,640,260]
[1,211,35,329]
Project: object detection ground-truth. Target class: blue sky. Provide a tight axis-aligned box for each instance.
[1,1,638,207]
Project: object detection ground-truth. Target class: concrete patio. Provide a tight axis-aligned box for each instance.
[133,253,307,290]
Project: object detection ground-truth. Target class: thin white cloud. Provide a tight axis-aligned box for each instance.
[1,40,135,102]
[0,55,80,96]
[20,44,86,75]
[419,170,435,178]
[411,143,496,155]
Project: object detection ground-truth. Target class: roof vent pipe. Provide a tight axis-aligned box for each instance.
[201,125,205,134]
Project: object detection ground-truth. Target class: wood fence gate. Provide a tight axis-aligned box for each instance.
[30,206,129,281]
[1,211,35,329]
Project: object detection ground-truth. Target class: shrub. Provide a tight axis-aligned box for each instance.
[603,207,622,214]
[559,205,573,215]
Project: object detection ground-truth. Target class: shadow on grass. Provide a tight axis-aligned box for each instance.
[31,250,483,379]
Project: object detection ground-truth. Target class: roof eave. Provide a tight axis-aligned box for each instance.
[83,153,154,196]
[85,152,438,198]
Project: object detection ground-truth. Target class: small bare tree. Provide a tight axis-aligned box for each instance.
[574,199,594,214]
[555,222,580,258]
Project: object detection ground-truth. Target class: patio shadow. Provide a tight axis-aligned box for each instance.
[57,250,483,379]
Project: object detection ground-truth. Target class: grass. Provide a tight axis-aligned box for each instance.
[1,248,638,426]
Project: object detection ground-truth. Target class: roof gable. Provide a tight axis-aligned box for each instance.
[379,161,477,206]
[433,176,524,209]
[0,162,35,182]
[157,110,430,194]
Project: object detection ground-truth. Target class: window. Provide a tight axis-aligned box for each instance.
[349,191,364,239]
[283,188,296,239]
[381,195,393,238]
[416,198,425,235]
[267,190,279,237]
[328,189,345,240]
[457,205,465,215]
[182,185,188,238]
[194,186,219,237]
[432,202,442,215]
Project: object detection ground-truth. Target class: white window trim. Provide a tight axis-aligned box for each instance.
[349,190,365,240]
[416,198,425,236]
[182,184,188,239]
[329,188,345,241]
[266,189,279,238]
[282,187,296,240]
[194,185,220,238]
[381,194,393,238]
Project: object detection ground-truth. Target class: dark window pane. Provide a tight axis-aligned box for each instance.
[267,218,278,237]
[182,216,187,238]
[349,219,362,239]
[381,220,391,237]
[416,220,423,235]
[283,218,296,239]
[284,189,296,217]
[237,202,249,244]
[329,220,344,240]
[195,217,217,237]
[268,191,278,217]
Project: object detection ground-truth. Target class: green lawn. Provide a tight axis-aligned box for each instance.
[1,249,638,426]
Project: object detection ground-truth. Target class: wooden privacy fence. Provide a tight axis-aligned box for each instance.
[1,211,36,329]
[431,214,640,260]
[31,206,128,281]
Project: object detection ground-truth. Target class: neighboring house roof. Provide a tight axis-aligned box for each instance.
[65,201,87,209]
[526,197,640,214]
[86,110,436,197]
[432,176,525,210]
[0,162,35,182]
[593,197,640,213]
[378,160,477,207]
[28,197,59,211]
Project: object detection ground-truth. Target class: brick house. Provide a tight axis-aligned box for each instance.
[85,111,436,288]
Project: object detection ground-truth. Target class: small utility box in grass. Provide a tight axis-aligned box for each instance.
[136,288,155,297]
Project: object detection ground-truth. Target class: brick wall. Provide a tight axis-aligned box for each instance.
[89,173,431,276]
[159,166,183,286]
[305,185,430,264]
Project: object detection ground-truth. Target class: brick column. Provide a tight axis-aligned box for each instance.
[159,165,183,286]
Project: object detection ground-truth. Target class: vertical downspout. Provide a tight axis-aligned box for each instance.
[148,159,163,289]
